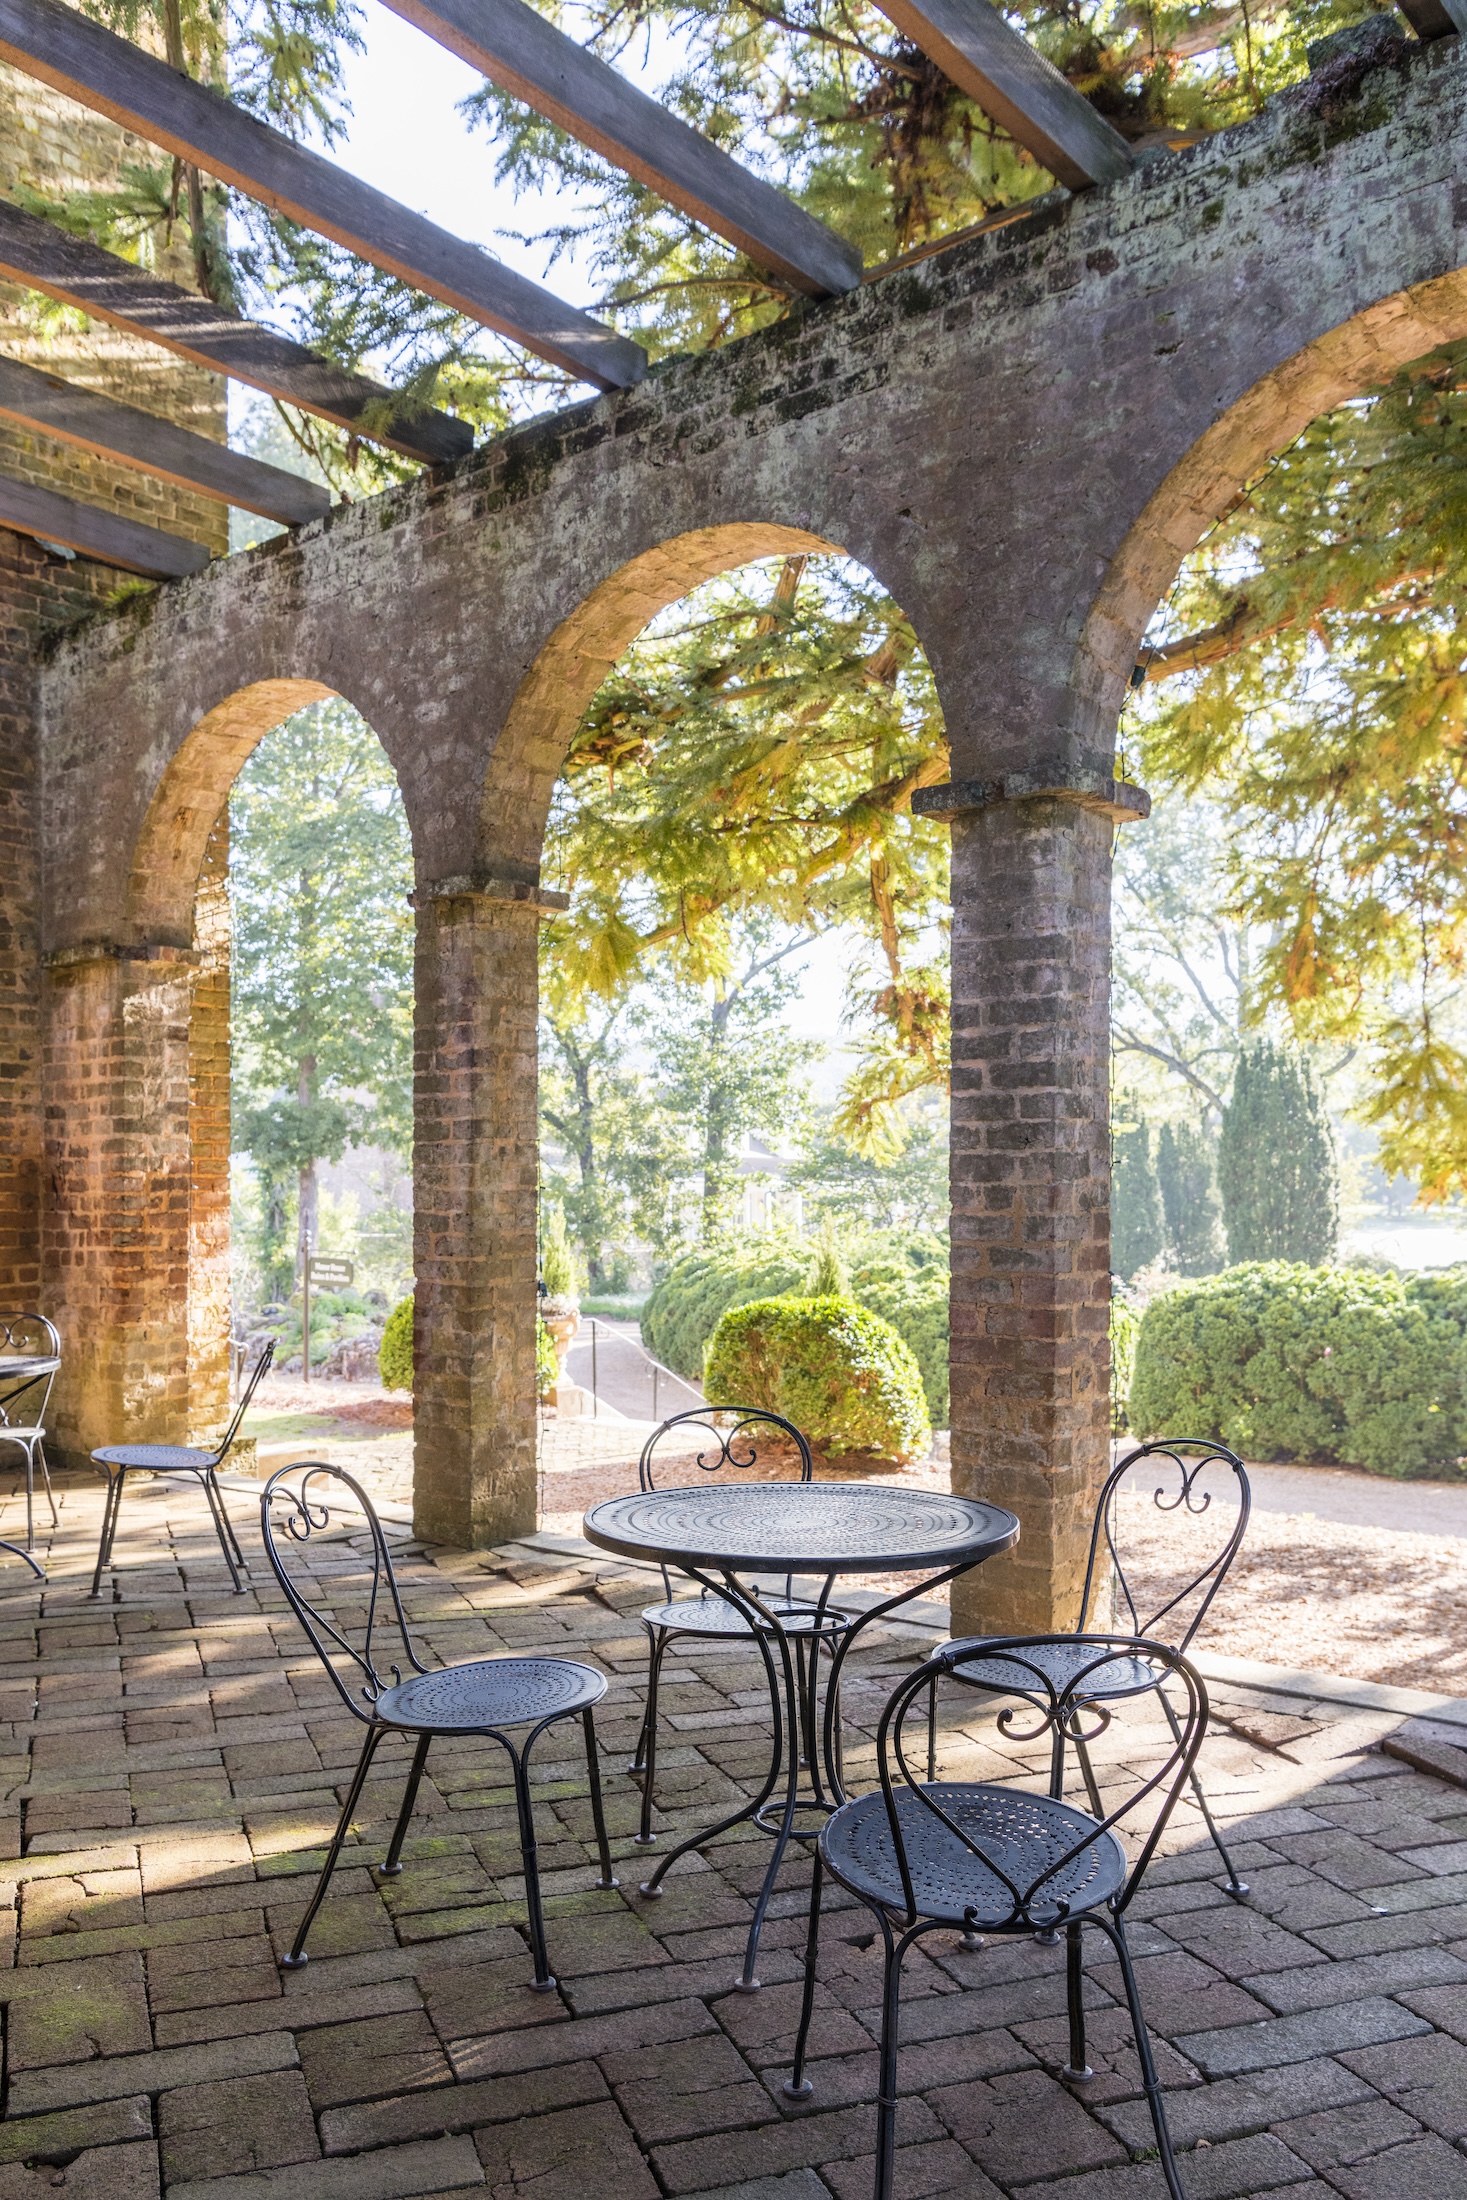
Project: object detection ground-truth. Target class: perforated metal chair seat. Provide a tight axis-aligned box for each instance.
[92,1443,222,1473]
[640,1594,851,1639]
[949,1639,1163,1705]
[374,1655,607,1734]
[820,1781,1127,1934]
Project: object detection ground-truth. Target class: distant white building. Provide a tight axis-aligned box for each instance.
[736,1135,804,1234]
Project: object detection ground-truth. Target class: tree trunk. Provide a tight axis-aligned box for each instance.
[296,1053,318,1280]
[700,996,736,1240]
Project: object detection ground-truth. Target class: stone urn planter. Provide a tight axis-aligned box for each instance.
[539,1295,579,1377]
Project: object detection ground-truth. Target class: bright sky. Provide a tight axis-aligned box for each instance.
[329,6,604,301]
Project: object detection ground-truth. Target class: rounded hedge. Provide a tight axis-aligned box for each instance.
[1127,1261,1467,1477]
[704,1293,932,1464]
[379,1294,414,1393]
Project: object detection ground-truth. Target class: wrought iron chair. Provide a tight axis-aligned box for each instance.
[788,1633,1206,2200]
[89,1337,276,1598]
[943,1437,1251,1897]
[260,1461,618,1986]
[628,1407,855,1846]
[0,1312,61,1550]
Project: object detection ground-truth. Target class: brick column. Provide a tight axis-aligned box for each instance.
[945,793,1117,1637]
[187,811,231,1442]
[42,944,197,1466]
[412,881,555,1549]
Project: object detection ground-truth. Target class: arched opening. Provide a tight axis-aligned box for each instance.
[521,540,953,1533]
[48,680,416,1497]
[1101,321,1467,1691]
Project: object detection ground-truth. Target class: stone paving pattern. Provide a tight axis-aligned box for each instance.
[4,1470,1467,2198]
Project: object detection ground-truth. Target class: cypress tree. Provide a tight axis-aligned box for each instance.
[1157,1121,1226,1276]
[1219,1043,1339,1266]
[1112,1122,1166,1282]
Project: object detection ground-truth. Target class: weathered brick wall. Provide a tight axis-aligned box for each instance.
[26,42,1467,1607]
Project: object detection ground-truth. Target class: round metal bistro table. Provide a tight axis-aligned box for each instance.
[583,1482,1019,1989]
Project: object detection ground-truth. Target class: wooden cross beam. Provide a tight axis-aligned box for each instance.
[0,354,330,525]
[1397,0,1466,38]
[875,0,1134,189]
[0,201,473,467]
[0,0,647,390]
[382,0,862,297]
[0,470,208,576]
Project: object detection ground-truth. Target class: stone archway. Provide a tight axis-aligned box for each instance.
[21,44,1467,1616]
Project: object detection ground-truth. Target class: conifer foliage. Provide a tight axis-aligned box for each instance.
[1156,1120,1225,1276]
[1111,1119,1164,1282]
[1217,1042,1339,1267]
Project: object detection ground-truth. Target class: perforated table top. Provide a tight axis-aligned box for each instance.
[584,1482,1019,1576]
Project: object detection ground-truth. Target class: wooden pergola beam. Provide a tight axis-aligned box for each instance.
[0,470,208,576]
[0,0,647,390]
[383,0,862,297]
[875,0,1134,189]
[1397,0,1466,39]
[0,200,473,467]
[0,353,330,524]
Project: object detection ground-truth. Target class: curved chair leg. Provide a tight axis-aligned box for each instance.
[926,1674,937,1784]
[582,1707,619,1890]
[210,1469,249,1574]
[1093,1911,1187,2200]
[1064,1921,1093,2082]
[282,1723,383,1967]
[199,1471,246,1593]
[1159,1686,1248,1898]
[873,1919,912,2200]
[635,1629,670,1845]
[510,1741,556,1992]
[785,1851,824,2101]
[380,1731,432,1877]
[628,1622,662,1775]
[22,1438,33,1554]
[36,1438,57,1532]
[89,1469,126,1599]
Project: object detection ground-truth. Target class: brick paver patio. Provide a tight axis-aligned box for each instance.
[2,1467,1467,2200]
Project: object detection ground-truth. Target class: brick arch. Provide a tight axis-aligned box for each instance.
[125,677,334,947]
[1073,266,1467,758]
[478,520,836,878]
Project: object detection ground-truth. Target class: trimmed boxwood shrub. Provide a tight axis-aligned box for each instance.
[705,1294,932,1464]
[379,1293,414,1393]
[643,1234,951,1424]
[642,1243,812,1380]
[1127,1261,1467,1477]
[852,1273,948,1426]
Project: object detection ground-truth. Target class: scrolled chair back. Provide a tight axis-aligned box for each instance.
[874,1632,1208,1935]
[0,1313,60,1430]
[637,1406,813,1493]
[1082,1438,1250,1654]
[260,1460,426,1721]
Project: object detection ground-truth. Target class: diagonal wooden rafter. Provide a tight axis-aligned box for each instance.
[0,200,472,467]
[0,0,647,390]
[381,0,862,298]
[0,470,208,575]
[1396,0,1467,38]
[0,353,330,525]
[875,0,1134,189]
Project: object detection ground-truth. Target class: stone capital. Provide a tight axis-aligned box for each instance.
[913,773,1151,825]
